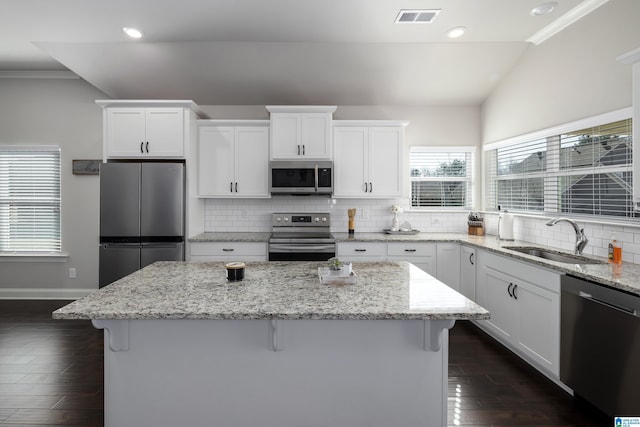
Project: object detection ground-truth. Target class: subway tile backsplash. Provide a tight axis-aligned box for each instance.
[204,199,640,264]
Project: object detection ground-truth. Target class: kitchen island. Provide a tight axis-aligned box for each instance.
[54,261,489,427]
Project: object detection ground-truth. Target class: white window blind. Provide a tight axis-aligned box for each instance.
[0,146,61,252]
[487,118,633,219]
[410,147,473,208]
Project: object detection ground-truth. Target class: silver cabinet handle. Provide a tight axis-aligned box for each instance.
[355,249,367,252]
[404,249,417,252]
[222,248,234,252]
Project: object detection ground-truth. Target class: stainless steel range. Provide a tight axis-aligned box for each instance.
[268,213,335,261]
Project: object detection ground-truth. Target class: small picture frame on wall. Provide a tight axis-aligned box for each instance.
[72,160,101,175]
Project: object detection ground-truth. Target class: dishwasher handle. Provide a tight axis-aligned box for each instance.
[579,291,640,318]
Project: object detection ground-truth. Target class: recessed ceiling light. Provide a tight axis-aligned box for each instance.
[447,26,467,39]
[395,9,441,24]
[123,27,143,39]
[530,2,558,16]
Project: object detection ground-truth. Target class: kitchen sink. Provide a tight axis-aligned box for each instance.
[503,246,607,264]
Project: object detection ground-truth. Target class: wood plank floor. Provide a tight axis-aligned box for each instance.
[0,300,611,426]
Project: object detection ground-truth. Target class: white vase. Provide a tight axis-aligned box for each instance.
[391,213,400,231]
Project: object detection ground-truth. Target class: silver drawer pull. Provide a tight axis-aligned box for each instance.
[222,248,234,252]
[355,249,367,252]
[404,249,417,252]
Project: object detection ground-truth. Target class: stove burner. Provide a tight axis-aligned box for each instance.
[268,213,335,261]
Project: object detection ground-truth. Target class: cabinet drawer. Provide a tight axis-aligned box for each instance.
[190,242,267,257]
[387,243,436,257]
[337,242,386,257]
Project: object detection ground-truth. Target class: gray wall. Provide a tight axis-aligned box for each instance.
[0,78,105,297]
[481,0,640,145]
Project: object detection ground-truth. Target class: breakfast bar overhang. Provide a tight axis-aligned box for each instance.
[53,261,489,427]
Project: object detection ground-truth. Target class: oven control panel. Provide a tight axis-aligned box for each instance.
[272,213,330,227]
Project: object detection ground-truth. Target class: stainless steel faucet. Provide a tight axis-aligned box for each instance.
[545,218,588,255]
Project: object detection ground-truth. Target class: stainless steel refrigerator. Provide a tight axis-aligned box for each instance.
[99,162,184,287]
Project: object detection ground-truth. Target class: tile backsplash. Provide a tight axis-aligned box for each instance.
[204,198,640,264]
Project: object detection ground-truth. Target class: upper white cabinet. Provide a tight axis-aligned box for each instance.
[198,121,270,198]
[266,106,336,160]
[97,100,202,160]
[333,121,407,198]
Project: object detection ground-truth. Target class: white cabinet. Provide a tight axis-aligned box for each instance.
[266,106,336,160]
[459,246,476,300]
[337,242,387,262]
[475,250,561,377]
[189,242,267,262]
[387,242,436,276]
[198,122,270,198]
[435,243,460,291]
[102,106,185,158]
[333,122,406,198]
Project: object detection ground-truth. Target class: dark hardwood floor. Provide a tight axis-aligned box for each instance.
[0,300,611,426]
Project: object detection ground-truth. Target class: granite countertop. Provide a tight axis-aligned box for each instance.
[53,261,490,321]
[188,231,640,296]
[334,232,640,296]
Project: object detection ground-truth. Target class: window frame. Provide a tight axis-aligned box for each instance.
[0,145,62,254]
[409,146,475,210]
[484,108,634,221]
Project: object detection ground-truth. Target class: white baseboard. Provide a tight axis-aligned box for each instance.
[0,288,95,300]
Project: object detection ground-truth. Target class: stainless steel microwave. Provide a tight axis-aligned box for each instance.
[269,161,333,195]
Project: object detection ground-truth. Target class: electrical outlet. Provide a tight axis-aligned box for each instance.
[68,268,77,279]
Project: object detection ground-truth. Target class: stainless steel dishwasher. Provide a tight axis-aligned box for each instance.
[560,274,640,417]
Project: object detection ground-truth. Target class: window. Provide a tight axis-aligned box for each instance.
[0,146,61,252]
[486,115,633,220]
[410,147,473,209]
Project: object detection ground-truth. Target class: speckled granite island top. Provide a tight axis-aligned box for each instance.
[53,261,489,321]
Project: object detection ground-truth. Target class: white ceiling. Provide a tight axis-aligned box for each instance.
[0,0,605,105]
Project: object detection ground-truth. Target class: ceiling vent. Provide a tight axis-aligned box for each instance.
[395,9,441,24]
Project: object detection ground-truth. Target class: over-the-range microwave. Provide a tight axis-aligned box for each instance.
[269,160,333,195]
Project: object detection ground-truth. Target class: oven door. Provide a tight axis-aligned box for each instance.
[268,242,335,261]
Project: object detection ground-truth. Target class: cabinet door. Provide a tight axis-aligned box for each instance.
[333,127,368,197]
[234,127,269,197]
[436,243,461,291]
[368,127,402,197]
[515,280,560,375]
[300,113,331,159]
[106,107,147,157]
[270,114,300,159]
[336,242,386,261]
[198,127,235,197]
[144,108,184,157]
[459,246,476,300]
[476,265,517,343]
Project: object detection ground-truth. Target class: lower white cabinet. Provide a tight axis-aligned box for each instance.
[459,246,476,300]
[337,242,387,261]
[475,250,561,377]
[189,242,267,262]
[387,242,436,276]
[435,243,460,291]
